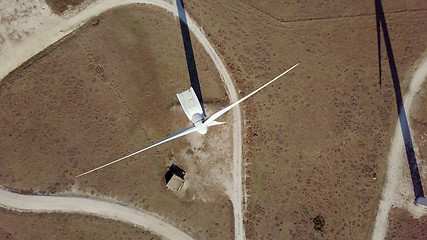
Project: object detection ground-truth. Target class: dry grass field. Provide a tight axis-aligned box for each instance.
[412,80,427,187]
[386,207,427,239]
[1,0,427,239]
[385,75,427,239]
[0,208,159,240]
[1,4,234,239]
[382,78,427,239]
[45,0,85,14]
[183,0,427,239]
[239,0,425,22]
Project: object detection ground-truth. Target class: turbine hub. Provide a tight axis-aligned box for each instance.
[194,121,208,135]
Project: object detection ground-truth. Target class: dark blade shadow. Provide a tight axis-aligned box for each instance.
[376,4,382,87]
[375,0,426,204]
[176,0,205,116]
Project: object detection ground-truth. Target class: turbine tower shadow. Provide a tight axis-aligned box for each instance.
[176,0,205,116]
[375,0,427,206]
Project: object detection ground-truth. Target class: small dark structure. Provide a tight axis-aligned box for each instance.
[165,164,186,192]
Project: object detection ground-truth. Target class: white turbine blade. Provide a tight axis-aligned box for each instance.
[206,120,226,127]
[76,125,197,177]
[205,63,299,125]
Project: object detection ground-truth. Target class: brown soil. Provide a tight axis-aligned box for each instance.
[0,208,159,240]
[411,79,427,191]
[386,207,427,239]
[183,0,427,239]
[239,0,426,22]
[0,5,232,239]
[45,0,85,14]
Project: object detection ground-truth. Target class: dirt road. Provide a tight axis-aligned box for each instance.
[371,57,427,240]
[0,0,245,239]
[0,187,193,240]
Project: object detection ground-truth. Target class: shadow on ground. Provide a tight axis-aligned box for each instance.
[375,0,427,205]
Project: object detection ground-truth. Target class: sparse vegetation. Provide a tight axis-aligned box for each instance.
[313,215,325,235]
[411,80,427,187]
[386,208,427,239]
[0,5,231,239]
[0,209,160,240]
[185,0,427,239]
[186,148,194,155]
[45,0,85,14]
[1,1,426,239]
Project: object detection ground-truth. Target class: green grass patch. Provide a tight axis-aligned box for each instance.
[186,148,194,155]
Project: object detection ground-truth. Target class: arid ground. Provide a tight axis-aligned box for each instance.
[385,77,427,239]
[0,208,159,240]
[1,4,234,239]
[1,0,427,239]
[45,0,85,14]
[386,207,427,239]
[412,79,427,191]
[183,0,427,239]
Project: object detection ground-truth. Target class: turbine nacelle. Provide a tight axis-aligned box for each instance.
[179,89,209,134]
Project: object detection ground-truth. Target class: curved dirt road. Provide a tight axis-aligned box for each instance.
[371,57,427,240]
[0,0,245,239]
[0,187,193,240]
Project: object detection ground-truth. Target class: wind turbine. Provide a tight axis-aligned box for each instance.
[76,63,299,177]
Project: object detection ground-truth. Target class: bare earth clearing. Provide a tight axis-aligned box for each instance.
[184,0,427,239]
[1,4,234,240]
